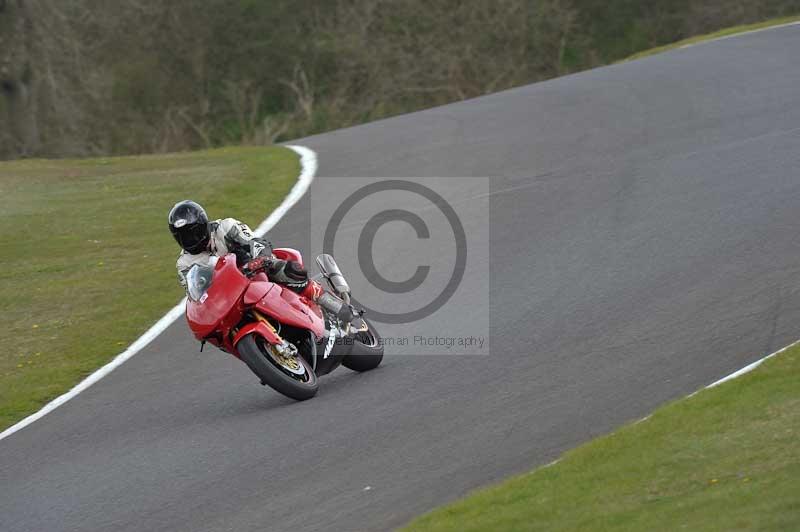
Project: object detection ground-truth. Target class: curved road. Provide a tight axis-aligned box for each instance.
[3,25,800,532]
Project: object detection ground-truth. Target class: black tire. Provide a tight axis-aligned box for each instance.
[238,334,318,400]
[342,318,384,372]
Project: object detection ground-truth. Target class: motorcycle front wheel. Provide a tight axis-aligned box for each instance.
[238,334,319,400]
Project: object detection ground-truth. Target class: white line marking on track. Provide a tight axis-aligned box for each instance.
[706,339,799,389]
[525,340,798,476]
[0,145,318,443]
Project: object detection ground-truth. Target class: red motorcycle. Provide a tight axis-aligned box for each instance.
[184,249,384,400]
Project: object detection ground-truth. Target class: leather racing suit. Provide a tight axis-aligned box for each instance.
[176,218,308,291]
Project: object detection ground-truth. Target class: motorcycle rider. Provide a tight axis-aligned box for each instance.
[168,200,355,321]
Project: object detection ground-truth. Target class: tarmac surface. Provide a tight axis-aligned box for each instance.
[2,24,800,532]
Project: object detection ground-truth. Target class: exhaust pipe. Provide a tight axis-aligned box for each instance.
[315,254,350,298]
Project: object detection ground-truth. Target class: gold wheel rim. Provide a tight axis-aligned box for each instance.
[265,344,306,376]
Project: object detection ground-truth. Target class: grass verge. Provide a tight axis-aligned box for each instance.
[405,345,800,531]
[0,146,298,431]
[623,15,800,62]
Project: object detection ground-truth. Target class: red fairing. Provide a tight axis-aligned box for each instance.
[186,255,249,340]
[243,281,273,306]
[184,252,326,359]
[254,284,326,339]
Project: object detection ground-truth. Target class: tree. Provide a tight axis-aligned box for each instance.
[0,0,38,157]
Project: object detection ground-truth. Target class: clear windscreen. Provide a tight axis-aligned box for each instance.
[186,264,215,302]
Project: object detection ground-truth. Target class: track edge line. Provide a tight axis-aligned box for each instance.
[705,338,799,389]
[0,145,318,443]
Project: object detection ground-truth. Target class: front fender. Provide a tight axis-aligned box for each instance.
[232,321,282,350]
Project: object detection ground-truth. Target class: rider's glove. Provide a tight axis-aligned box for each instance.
[243,256,270,276]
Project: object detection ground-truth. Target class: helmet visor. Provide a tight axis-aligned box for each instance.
[176,223,209,253]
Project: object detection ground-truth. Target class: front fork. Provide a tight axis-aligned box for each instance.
[232,311,298,360]
[253,311,298,358]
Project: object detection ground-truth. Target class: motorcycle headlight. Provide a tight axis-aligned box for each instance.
[186,264,214,302]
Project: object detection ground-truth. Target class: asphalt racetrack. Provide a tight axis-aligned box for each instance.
[3,25,800,532]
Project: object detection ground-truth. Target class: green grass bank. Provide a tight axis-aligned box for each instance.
[0,146,298,430]
[405,345,800,532]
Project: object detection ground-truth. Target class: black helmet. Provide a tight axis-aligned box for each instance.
[168,200,210,254]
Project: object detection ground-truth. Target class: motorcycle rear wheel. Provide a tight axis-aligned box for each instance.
[342,318,384,372]
[238,334,319,400]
